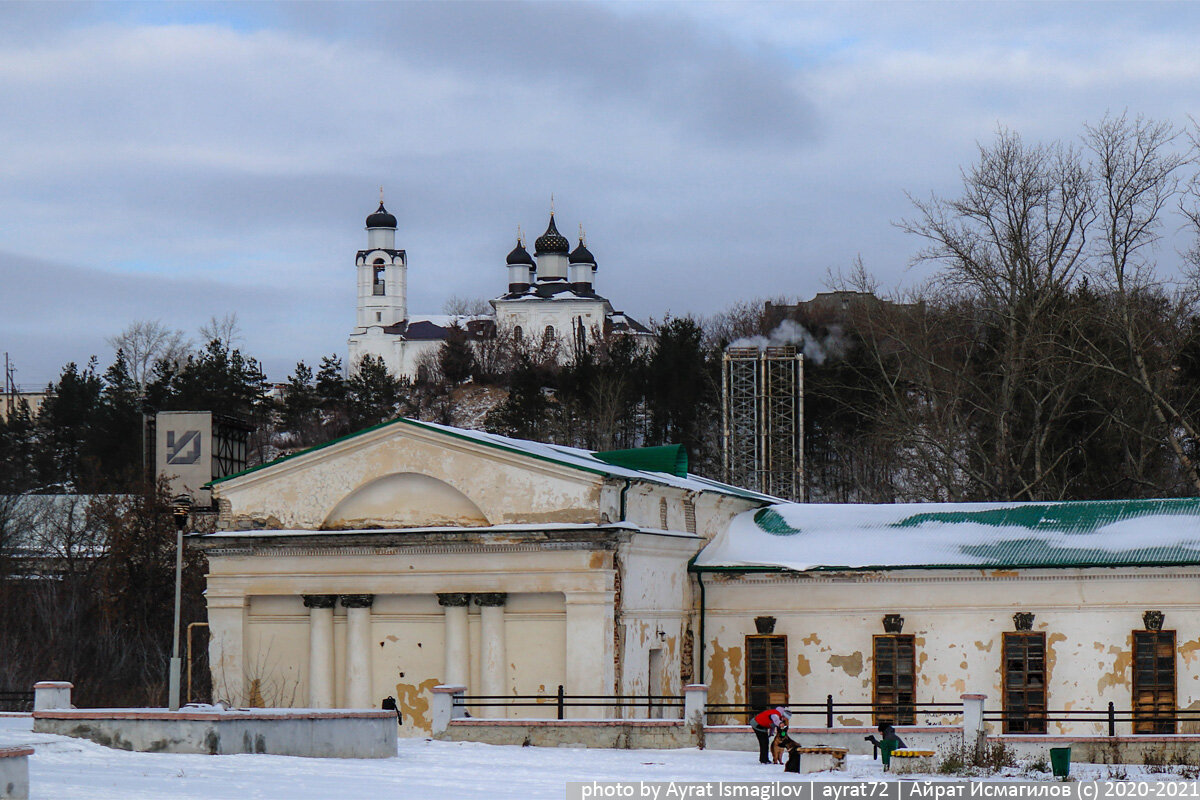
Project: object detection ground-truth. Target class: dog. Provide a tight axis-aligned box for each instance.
[770,723,791,764]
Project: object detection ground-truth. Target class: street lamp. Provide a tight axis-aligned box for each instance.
[169,494,192,711]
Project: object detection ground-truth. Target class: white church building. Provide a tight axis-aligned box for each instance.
[347,199,651,381]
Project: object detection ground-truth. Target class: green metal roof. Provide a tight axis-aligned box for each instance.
[695,498,1200,571]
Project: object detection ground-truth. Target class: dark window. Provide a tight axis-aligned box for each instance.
[513,325,523,342]
[873,634,915,725]
[1002,632,1046,733]
[373,262,385,295]
[745,635,788,718]
[1133,630,1175,734]
[544,325,555,340]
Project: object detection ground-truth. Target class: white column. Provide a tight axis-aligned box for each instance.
[33,681,73,710]
[962,693,988,759]
[207,594,246,707]
[475,593,508,718]
[341,594,375,708]
[438,593,471,687]
[303,595,337,708]
[564,590,616,718]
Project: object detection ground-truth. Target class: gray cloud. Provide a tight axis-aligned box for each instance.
[2,2,1200,385]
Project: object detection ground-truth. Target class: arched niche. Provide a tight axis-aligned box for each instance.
[322,472,489,529]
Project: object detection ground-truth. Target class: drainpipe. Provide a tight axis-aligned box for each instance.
[697,570,707,685]
[619,479,631,522]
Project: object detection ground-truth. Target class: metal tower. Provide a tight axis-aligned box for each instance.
[721,346,804,501]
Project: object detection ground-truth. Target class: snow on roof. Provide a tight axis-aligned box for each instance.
[406,419,777,501]
[210,417,777,503]
[694,499,1200,571]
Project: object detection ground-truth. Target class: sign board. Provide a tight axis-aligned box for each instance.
[156,411,213,507]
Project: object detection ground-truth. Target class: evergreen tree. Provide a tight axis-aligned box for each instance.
[438,323,477,386]
[346,355,404,429]
[35,360,104,488]
[646,317,715,463]
[281,361,320,443]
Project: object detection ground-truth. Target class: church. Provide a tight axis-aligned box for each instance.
[347,198,651,381]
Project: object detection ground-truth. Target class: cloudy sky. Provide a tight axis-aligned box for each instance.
[3,1,1200,386]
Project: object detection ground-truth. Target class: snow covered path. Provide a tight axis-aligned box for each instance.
[0,716,1185,798]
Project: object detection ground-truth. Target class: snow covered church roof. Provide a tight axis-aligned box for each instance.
[694,499,1200,572]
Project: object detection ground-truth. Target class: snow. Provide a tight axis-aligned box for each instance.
[0,717,1192,798]
[695,501,1200,572]
[405,418,779,502]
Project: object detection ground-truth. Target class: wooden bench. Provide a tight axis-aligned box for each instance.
[889,749,936,774]
[784,745,848,773]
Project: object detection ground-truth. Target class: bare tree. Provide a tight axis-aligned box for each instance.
[441,295,492,319]
[896,128,1098,499]
[1081,114,1200,492]
[107,320,191,391]
[199,313,242,348]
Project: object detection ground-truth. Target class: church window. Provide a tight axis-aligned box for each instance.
[745,635,788,715]
[376,312,382,322]
[513,326,523,342]
[544,325,555,340]
[873,634,915,725]
[1133,630,1175,733]
[1002,632,1046,733]
[373,260,386,296]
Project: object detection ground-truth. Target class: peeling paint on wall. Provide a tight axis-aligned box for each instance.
[1096,642,1133,695]
[802,633,821,646]
[707,642,743,715]
[974,640,994,653]
[827,652,863,677]
[795,653,811,677]
[395,678,441,731]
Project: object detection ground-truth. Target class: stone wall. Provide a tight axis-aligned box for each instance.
[440,718,695,749]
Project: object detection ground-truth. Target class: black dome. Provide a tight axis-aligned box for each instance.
[534,214,570,255]
[506,239,534,266]
[569,239,595,265]
[366,202,397,228]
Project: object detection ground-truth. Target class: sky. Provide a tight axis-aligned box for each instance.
[3,1,1200,386]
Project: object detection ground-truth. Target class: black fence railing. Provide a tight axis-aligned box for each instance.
[0,690,34,712]
[705,696,964,727]
[983,703,1200,736]
[454,685,684,720]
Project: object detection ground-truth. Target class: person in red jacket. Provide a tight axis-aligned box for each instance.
[751,706,791,764]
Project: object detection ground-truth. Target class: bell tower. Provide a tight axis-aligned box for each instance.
[354,190,407,331]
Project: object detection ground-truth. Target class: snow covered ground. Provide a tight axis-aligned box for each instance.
[0,716,1192,799]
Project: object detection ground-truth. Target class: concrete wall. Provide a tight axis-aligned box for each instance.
[702,567,1200,736]
[616,533,704,710]
[32,710,396,758]
[440,719,694,749]
[0,747,31,799]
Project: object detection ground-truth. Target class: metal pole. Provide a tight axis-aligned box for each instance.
[168,495,192,711]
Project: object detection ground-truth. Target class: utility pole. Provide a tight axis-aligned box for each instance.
[169,495,193,711]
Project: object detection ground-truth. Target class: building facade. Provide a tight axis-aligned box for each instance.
[196,422,1200,738]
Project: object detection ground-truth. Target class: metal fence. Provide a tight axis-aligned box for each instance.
[705,697,964,726]
[0,690,33,712]
[454,685,684,720]
[983,703,1200,736]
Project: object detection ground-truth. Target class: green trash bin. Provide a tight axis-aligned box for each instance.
[1049,747,1071,778]
[880,741,899,770]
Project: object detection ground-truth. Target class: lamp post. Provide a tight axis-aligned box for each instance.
[169,494,192,711]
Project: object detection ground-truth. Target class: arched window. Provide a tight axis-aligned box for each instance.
[513,325,523,342]
[373,258,386,295]
[544,325,555,340]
